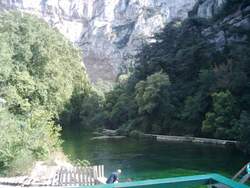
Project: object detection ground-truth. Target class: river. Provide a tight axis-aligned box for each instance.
[62,128,248,181]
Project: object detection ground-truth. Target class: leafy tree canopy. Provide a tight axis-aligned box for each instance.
[0,12,90,174]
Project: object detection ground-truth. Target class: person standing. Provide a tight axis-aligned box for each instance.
[106,169,122,184]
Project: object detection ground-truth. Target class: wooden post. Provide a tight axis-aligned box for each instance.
[101,165,104,177]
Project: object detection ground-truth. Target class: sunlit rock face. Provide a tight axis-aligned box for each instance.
[80,0,198,82]
[0,0,84,43]
[0,0,199,82]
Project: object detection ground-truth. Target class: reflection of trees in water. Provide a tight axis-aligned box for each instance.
[62,130,248,179]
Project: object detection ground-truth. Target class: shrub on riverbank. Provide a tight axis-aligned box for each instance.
[0,106,61,175]
[0,12,90,175]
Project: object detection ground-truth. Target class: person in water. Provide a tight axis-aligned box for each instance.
[106,169,122,184]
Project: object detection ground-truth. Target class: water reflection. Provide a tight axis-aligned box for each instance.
[62,128,248,180]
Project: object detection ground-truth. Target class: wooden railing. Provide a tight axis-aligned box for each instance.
[0,165,106,186]
[52,165,105,186]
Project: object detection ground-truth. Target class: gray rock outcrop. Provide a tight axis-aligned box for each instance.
[201,2,250,50]
[0,0,234,82]
[0,0,198,82]
[196,0,226,18]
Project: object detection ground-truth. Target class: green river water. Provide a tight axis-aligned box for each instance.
[62,128,249,181]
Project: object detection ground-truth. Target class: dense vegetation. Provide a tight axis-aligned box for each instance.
[0,12,90,175]
[84,1,250,154]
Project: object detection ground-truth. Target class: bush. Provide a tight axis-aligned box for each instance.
[0,12,89,175]
[202,90,239,139]
[0,106,61,175]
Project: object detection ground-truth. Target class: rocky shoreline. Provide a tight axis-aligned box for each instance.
[143,134,238,146]
[96,129,238,146]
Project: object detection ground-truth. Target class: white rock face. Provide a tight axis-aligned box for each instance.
[81,0,198,81]
[197,0,226,18]
[0,0,201,82]
[0,0,84,43]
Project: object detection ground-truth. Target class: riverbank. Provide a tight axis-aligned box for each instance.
[96,129,238,146]
[91,129,126,140]
[143,134,238,146]
[0,151,73,187]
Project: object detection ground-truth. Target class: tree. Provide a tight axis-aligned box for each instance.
[202,90,238,139]
[135,72,170,114]
[0,12,90,174]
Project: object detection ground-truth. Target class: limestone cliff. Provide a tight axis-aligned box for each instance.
[195,0,226,18]
[199,1,250,51]
[79,0,198,82]
[0,0,230,82]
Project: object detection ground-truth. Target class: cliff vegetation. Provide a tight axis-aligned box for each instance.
[77,0,250,154]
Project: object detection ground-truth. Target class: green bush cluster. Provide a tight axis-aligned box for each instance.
[0,106,61,175]
[0,12,90,174]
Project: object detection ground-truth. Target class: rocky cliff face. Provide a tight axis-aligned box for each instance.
[80,0,201,82]
[203,9,250,49]
[0,0,85,43]
[0,0,229,82]
[195,0,225,18]
[199,1,250,51]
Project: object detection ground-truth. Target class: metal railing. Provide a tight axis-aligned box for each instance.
[79,174,249,188]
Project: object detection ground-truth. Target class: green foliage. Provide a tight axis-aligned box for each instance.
[0,11,89,117]
[0,12,90,174]
[97,83,138,130]
[237,111,250,154]
[135,72,170,114]
[94,80,113,93]
[202,91,238,139]
[93,6,250,154]
[60,88,105,129]
[0,106,61,175]
[98,17,215,135]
